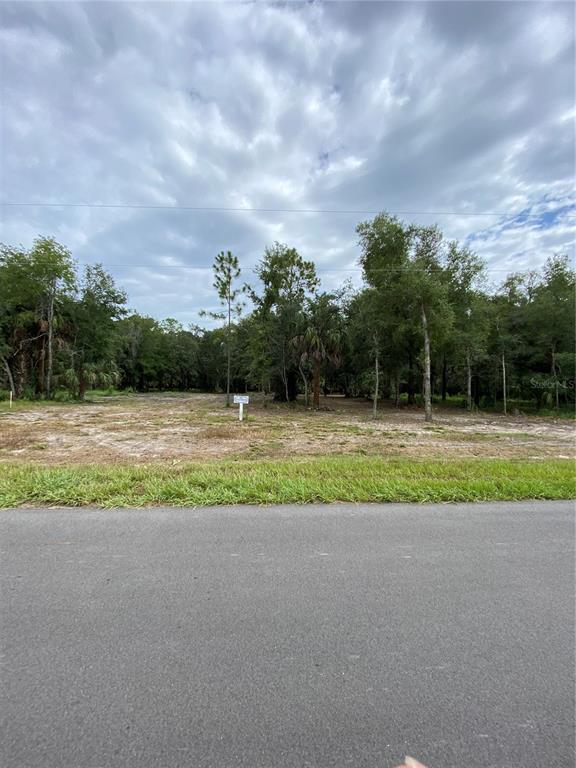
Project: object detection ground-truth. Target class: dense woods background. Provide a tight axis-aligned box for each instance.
[1,213,574,417]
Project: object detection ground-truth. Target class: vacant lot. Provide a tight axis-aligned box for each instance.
[1,392,573,465]
[1,394,574,506]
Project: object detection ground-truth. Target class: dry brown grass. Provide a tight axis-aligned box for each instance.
[198,426,239,440]
[0,392,574,465]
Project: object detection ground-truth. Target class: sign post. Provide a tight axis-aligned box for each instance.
[233,394,249,421]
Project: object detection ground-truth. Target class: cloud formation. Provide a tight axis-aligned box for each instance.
[1,1,574,324]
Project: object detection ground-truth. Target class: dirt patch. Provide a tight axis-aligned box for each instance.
[198,426,239,440]
[0,392,574,465]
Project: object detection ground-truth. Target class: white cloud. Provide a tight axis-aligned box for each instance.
[0,0,573,324]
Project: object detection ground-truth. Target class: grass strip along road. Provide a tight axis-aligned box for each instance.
[1,457,573,507]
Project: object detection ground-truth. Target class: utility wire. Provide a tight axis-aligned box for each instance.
[77,262,560,273]
[1,200,573,218]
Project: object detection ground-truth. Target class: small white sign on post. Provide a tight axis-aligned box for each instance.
[234,395,250,421]
[233,394,249,421]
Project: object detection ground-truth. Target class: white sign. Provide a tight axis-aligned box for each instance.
[233,394,249,421]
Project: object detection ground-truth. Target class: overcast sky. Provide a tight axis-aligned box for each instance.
[1,1,574,326]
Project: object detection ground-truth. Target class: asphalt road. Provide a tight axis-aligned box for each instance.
[1,501,574,768]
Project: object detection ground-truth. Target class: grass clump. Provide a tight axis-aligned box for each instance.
[0,457,574,508]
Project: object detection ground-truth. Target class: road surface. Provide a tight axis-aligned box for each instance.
[1,501,574,768]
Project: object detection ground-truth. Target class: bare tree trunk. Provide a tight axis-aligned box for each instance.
[298,364,309,406]
[407,352,415,405]
[441,353,447,402]
[46,281,55,400]
[282,342,289,402]
[395,371,400,408]
[421,303,432,422]
[78,364,86,401]
[1,355,16,397]
[226,296,231,407]
[36,334,45,397]
[466,351,472,411]
[312,359,321,409]
[17,348,26,398]
[373,347,379,419]
[502,352,507,415]
[551,345,559,410]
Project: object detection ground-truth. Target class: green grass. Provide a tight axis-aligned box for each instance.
[0,457,573,508]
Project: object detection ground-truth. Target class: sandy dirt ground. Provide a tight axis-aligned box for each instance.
[0,392,574,465]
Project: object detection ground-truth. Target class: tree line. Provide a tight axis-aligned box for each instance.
[1,212,574,418]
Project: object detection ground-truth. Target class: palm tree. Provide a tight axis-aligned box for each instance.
[293,294,342,409]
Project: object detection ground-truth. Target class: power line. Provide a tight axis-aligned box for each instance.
[1,200,573,218]
[78,262,558,273]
